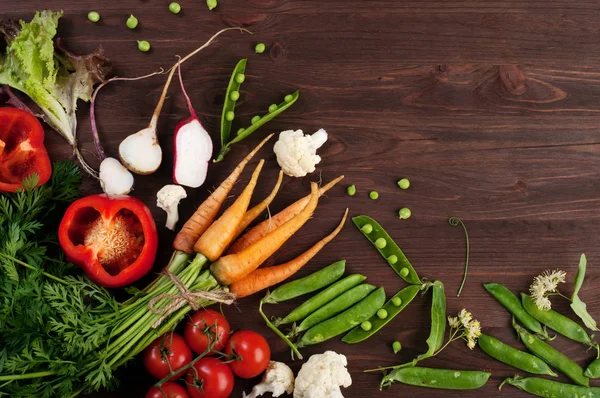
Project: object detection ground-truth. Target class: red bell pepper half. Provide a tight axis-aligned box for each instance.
[0,107,52,192]
[59,194,159,288]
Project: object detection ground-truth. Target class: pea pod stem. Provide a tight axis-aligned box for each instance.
[259,297,303,360]
[448,217,469,297]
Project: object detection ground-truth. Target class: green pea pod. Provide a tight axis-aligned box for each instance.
[478,333,557,377]
[585,358,600,378]
[276,273,366,326]
[343,284,421,344]
[297,287,385,347]
[216,91,299,162]
[501,376,600,398]
[352,215,421,285]
[513,319,589,387]
[483,283,550,340]
[220,58,246,147]
[383,367,490,390]
[415,280,446,362]
[294,283,376,335]
[263,260,345,304]
[521,293,596,347]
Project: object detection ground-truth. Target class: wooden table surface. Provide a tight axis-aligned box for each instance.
[5,1,600,397]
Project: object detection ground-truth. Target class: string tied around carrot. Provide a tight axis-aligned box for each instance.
[148,270,236,328]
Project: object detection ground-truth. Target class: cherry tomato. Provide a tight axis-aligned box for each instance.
[186,357,234,398]
[145,382,189,398]
[143,333,193,380]
[184,309,231,355]
[225,330,270,379]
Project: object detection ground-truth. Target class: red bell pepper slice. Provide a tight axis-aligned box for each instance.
[0,108,52,192]
[58,194,159,288]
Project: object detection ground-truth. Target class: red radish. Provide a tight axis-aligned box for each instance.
[173,63,212,188]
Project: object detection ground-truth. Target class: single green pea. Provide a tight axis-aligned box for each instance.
[392,297,402,307]
[87,11,101,23]
[360,224,373,234]
[398,178,410,189]
[377,309,388,319]
[369,191,379,200]
[399,268,409,277]
[237,128,245,135]
[347,185,356,196]
[169,2,182,14]
[268,104,278,113]
[235,73,245,84]
[251,115,261,124]
[229,91,240,101]
[399,208,411,219]
[137,40,151,52]
[374,237,387,249]
[284,94,294,103]
[255,43,266,54]
[361,321,372,331]
[392,340,402,354]
[387,255,398,265]
[207,0,218,10]
[126,15,138,29]
[225,111,235,121]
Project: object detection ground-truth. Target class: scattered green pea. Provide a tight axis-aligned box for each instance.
[374,237,387,249]
[387,255,398,265]
[251,115,261,124]
[235,73,245,84]
[237,128,245,135]
[225,111,235,121]
[255,43,266,54]
[398,178,410,189]
[369,191,379,200]
[392,340,402,354]
[392,297,402,307]
[361,321,372,331]
[284,94,294,103]
[360,224,373,234]
[347,185,356,196]
[377,309,388,319]
[126,15,138,29]
[399,207,411,219]
[87,11,100,23]
[268,104,278,113]
[137,40,151,52]
[229,91,240,101]
[207,0,218,10]
[399,268,409,277]
[169,2,182,14]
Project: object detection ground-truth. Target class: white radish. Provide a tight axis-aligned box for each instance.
[172,63,213,188]
[98,157,135,195]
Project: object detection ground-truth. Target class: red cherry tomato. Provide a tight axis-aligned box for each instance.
[184,309,231,355]
[145,382,189,398]
[143,333,193,380]
[186,357,234,398]
[225,330,270,379]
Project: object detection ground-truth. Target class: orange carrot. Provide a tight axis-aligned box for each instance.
[211,182,320,286]
[230,208,348,298]
[194,159,265,261]
[173,134,273,253]
[233,170,284,238]
[226,175,344,254]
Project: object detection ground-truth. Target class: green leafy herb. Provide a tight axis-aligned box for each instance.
[570,254,599,331]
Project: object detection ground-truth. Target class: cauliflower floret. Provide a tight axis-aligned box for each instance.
[243,361,295,398]
[273,128,328,177]
[293,351,352,398]
[156,184,187,230]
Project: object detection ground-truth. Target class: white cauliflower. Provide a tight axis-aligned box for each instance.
[156,185,187,230]
[293,351,352,398]
[273,128,328,177]
[243,361,295,398]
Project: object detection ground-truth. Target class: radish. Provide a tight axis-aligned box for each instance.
[118,27,250,176]
[173,63,212,188]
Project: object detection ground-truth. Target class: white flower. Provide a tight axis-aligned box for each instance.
[448,316,460,328]
[458,309,472,328]
[451,309,481,350]
[529,269,566,311]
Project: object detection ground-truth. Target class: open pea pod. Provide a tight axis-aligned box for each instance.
[220,58,246,148]
[352,215,421,285]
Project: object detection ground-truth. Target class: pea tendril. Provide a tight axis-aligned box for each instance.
[449,217,469,297]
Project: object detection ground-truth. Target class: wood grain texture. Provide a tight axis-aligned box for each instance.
[3,1,600,396]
